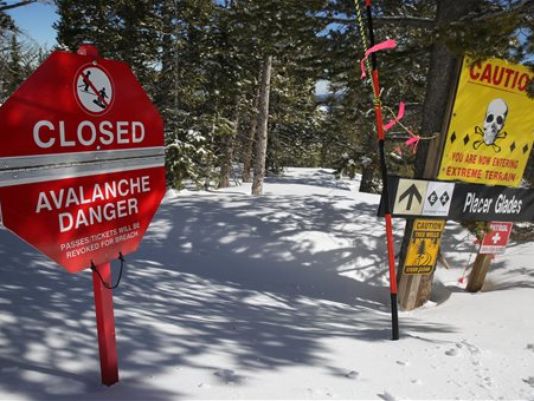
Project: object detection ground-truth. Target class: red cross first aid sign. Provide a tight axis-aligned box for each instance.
[479,222,513,255]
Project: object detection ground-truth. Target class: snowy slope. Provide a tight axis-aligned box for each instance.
[0,168,533,400]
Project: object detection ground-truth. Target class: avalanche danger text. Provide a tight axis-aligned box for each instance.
[35,176,150,232]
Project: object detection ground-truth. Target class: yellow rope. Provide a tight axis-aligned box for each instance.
[382,105,437,142]
[352,0,430,145]
[352,0,373,80]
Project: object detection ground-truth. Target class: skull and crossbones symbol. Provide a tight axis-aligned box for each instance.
[473,98,508,153]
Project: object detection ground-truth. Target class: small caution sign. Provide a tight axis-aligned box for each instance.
[403,219,445,275]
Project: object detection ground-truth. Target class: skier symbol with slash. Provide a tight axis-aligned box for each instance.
[75,66,114,115]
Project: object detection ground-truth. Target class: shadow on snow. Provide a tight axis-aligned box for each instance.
[0,187,462,399]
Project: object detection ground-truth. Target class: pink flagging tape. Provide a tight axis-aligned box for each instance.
[384,101,405,132]
[405,136,419,146]
[405,134,421,154]
[360,39,397,79]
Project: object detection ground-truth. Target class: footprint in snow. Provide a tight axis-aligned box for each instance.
[523,377,534,388]
[214,369,240,384]
[345,370,359,379]
[527,344,534,352]
[461,340,481,355]
[378,391,398,401]
[445,348,460,357]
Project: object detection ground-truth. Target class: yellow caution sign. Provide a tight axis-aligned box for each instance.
[438,57,534,187]
[403,219,445,275]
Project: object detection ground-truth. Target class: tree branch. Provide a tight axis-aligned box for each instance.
[0,1,37,12]
[371,16,435,28]
[319,15,435,29]
[456,0,534,23]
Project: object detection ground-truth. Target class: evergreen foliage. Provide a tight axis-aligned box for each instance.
[25,0,534,192]
[0,7,44,104]
[53,0,328,191]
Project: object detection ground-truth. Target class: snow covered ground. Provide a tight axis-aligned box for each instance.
[1,167,533,400]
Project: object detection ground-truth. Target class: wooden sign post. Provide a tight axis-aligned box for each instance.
[467,222,513,292]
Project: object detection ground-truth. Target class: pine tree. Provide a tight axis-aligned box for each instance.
[156,0,218,189]
[55,0,220,189]
[0,5,16,102]
[251,54,272,195]
[55,0,159,92]
[0,4,16,33]
[203,2,250,188]
[267,68,324,171]
[228,0,327,195]
[0,31,41,103]
[241,81,260,183]
[321,0,533,192]
[5,34,24,95]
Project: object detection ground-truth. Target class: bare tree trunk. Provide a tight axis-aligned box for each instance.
[359,163,375,192]
[466,254,492,292]
[359,131,377,193]
[242,86,260,183]
[251,54,272,196]
[218,97,240,188]
[319,141,328,167]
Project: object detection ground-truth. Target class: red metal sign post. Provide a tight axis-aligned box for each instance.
[92,262,119,386]
[0,45,166,385]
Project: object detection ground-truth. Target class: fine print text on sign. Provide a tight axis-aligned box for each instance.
[381,176,534,223]
[438,57,534,187]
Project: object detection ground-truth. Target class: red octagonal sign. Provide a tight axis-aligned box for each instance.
[0,48,166,273]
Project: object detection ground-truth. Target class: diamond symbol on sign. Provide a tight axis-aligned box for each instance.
[450,132,457,144]
[510,142,516,152]
[440,192,450,206]
[463,134,470,145]
[427,191,438,206]
[524,144,530,154]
